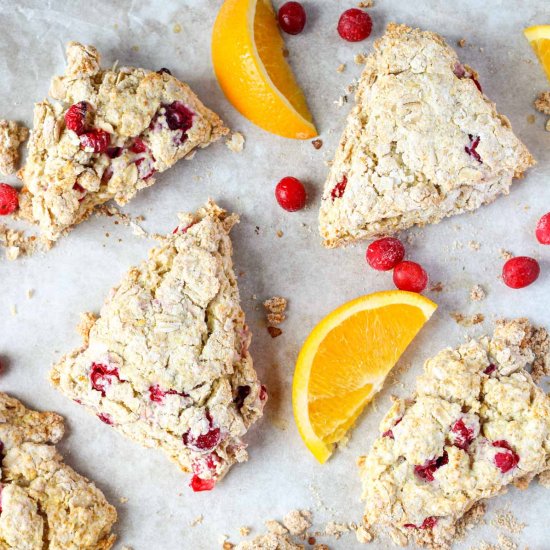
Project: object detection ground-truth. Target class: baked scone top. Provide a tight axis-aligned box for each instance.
[18,41,228,242]
[358,319,550,549]
[50,201,266,489]
[319,23,535,247]
[0,392,117,550]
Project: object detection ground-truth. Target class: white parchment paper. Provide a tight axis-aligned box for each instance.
[0,0,549,548]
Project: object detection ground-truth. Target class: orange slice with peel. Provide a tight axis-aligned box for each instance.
[524,25,550,81]
[293,290,437,463]
[212,0,317,139]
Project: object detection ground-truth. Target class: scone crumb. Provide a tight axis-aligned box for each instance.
[357,0,373,7]
[313,545,330,550]
[222,542,234,550]
[323,521,350,539]
[268,326,282,338]
[354,524,373,543]
[336,63,346,73]
[226,132,245,153]
[534,91,550,115]
[265,296,287,330]
[312,139,323,150]
[264,296,287,314]
[283,509,312,535]
[354,53,368,65]
[0,119,28,175]
[191,515,204,527]
[491,510,525,534]
[265,519,288,535]
[239,527,251,537]
[470,284,486,302]
[458,38,467,47]
[9,304,16,316]
[469,240,481,250]
[451,312,485,326]
[527,113,536,124]
[119,496,129,504]
[499,249,513,260]
[26,288,34,300]
[430,281,444,292]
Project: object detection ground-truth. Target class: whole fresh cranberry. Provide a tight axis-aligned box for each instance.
[337,8,372,42]
[278,2,307,35]
[90,363,121,397]
[80,129,111,153]
[393,261,428,293]
[0,183,19,215]
[502,256,540,289]
[275,176,307,212]
[366,237,405,271]
[65,101,92,135]
[535,212,550,244]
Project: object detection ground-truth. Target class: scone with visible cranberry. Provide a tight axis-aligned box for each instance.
[319,23,535,248]
[50,201,266,491]
[358,319,550,548]
[0,392,117,549]
[18,42,228,242]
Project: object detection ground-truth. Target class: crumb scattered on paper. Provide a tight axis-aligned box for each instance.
[264,296,287,328]
[470,284,486,302]
[312,139,323,150]
[9,304,16,316]
[491,510,525,535]
[458,38,467,47]
[469,240,480,250]
[26,288,34,300]
[267,326,282,338]
[430,281,444,292]
[336,63,346,73]
[534,91,550,115]
[357,0,373,7]
[283,510,312,536]
[226,132,245,153]
[119,496,128,504]
[354,53,367,65]
[499,249,513,260]
[451,312,485,326]
[239,526,250,537]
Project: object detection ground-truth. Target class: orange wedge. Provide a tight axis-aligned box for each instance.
[293,291,437,463]
[212,0,317,139]
[524,25,550,81]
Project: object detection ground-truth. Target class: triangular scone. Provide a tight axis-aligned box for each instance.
[50,201,266,491]
[358,319,550,549]
[18,42,228,242]
[319,24,535,247]
[0,392,117,549]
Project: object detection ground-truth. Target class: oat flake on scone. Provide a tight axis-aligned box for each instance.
[319,23,534,248]
[0,392,117,549]
[50,201,266,490]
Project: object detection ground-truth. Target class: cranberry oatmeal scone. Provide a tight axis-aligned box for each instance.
[358,319,550,549]
[0,119,28,175]
[319,23,535,248]
[0,392,117,549]
[50,201,266,491]
[17,42,228,243]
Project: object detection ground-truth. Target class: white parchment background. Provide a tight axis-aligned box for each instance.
[0,0,549,548]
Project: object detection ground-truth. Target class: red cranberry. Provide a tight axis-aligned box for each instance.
[450,418,475,450]
[483,363,496,375]
[366,237,405,271]
[331,176,347,200]
[502,256,540,289]
[148,384,186,404]
[393,261,428,293]
[173,222,196,235]
[80,129,111,153]
[465,134,482,163]
[382,429,394,439]
[183,414,222,452]
[414,452,448,482]
[337,9,372,42]
[106,146,122,159]
[493,440,519,473]
[164,101,194,133]
[190,475,216,492]
[97,413,113,425]
[72,183,87,202]
[275,177,307,212]
[0,183,19,215]
[130,138,148,154]
[470,76,482,93]
[90,363,121,397]
[278,2,306,35]
[535,212,550,244]
[404,517,438,530]
[65,101,91,135]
